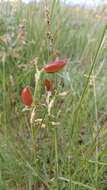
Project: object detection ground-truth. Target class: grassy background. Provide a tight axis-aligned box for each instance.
[0,0,107,189]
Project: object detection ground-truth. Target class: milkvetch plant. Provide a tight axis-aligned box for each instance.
[21,58,68,126]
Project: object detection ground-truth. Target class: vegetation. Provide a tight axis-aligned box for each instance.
[0,0,107,189]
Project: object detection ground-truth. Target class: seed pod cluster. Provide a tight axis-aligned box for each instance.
[21,59,68,107]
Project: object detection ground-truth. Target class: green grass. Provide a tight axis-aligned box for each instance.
[1,0,107,189]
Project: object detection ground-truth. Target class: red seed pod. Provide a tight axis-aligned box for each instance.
[43,59,67,73]
[21,87,33,106]
[44,79,52,92]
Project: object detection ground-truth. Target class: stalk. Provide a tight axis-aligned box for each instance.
[30,61,43,156]
[2,53,7,133]
[92,71,99,186]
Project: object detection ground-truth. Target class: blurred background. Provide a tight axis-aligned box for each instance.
[1,0,107,189]
[0,0,107,6]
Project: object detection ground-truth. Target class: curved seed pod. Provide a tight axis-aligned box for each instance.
[43,59,68,73]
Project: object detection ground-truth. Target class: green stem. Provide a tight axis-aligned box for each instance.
[2,53,7,132]
[71,23,107,138]
[92,71,99,186]
[54,127,59,189]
